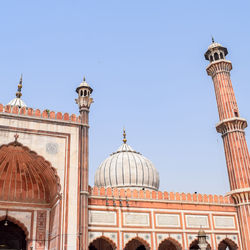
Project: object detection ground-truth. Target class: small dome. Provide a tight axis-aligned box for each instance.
[208,42,222,50]
[94,134,159,191]
[204,40,228,61]
[76,77,93,94]
[8,98,27,108]
[8,75,27,108]
[198,229,206,237]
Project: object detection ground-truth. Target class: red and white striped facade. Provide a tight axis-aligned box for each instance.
[205,42,250,249]
[0,42,249,250]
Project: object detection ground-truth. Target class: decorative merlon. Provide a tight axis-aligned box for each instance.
[0,104,82,124]
[88,186,234,205]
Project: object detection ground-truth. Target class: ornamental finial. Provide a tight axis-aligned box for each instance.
[83,76,86,82]
[123,128,127,144]
[16,74,23,98]
[212,36,215,43]
[14,133,19,142]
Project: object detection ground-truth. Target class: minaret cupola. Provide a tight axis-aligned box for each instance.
[75,77,93,111]
[204,38,228,62]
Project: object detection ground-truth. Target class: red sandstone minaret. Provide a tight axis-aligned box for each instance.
[205,40,250,249]
[76,77,93,250]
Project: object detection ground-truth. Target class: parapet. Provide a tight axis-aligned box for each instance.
[0,104,82,124]
[88,186,234,205]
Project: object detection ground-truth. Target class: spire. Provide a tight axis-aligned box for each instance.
[16,74,23,98]
[123,128,127,144]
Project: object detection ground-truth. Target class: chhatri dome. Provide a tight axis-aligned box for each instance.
[94,129,160,190]
[8,75,27,108]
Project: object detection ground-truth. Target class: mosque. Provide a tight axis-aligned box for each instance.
[0,41,249,250]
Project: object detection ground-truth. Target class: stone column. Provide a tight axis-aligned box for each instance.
[76,78,93,250]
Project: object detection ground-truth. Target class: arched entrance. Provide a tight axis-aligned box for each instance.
[0,140,61,250]
[158,238,182,250]
[89,236,116,250]
[124,237,150,250]
[218,238,238,250]
[190,239,211,249]
[0,219,26,250]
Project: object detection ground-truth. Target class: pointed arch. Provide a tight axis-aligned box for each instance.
[189,239,211,249]
[89,236,117,250]
[124,236,150,250]
[0,141,61,205]
[0,215,29,239]
[218,238,238,250]
[158,237,182,250]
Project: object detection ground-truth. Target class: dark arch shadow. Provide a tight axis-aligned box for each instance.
[158,237,182,250]
[0,219,27,250]
[218,238,238,250]
[189,239,211,249]
[89,236,116,250]
[124,237,150,250]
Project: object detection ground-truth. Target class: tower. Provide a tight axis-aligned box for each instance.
[205,41,250,248]
[76,77,93,250]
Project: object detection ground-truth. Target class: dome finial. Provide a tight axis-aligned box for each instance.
[211,36,215,43]
[123,128,127,144]
[83,76,86,82]
[16,74,23,98]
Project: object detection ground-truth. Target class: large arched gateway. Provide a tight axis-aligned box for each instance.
[0,140,61,248]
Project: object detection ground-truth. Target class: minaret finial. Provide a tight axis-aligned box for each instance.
[16,74,23,98]
[83,76,86,82]
[123,128,127,144]
[212,36,215,43]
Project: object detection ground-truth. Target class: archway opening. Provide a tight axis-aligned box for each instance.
[89,237,115,250]
[190,239,211,250]
[124,238,150,250]
[218,239,238,250]
[0,220,26,250]
[158,238,181,250]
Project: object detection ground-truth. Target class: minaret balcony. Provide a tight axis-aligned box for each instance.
[227,187,250,205]
[216,117,248,135]
[206,59,232,77]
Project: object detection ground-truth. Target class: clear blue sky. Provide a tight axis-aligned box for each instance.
[1,1,250,195]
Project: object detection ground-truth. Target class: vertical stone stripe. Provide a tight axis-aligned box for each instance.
[236,131,250,187]
[223,136,235,190]
[36,210,47,250]
[239,135,250,186]
[238,205,250,249]
[237,206,246,249]
[230,132,245,189]
[211,64,238,121]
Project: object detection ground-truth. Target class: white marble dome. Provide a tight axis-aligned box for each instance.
[94,138,160,191]
[8,97,27,108]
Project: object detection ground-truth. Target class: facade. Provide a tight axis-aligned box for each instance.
[0,41,249,250]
